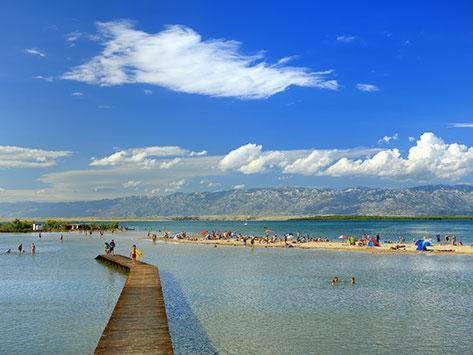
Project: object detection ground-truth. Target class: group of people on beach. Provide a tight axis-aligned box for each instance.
[157,229,330,247]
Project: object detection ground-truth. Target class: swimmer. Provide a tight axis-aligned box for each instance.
[351,277,356,285]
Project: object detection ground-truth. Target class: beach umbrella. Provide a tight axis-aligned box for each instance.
[200,230,209,237]
[339,234,349,239]
[265,229,273,235]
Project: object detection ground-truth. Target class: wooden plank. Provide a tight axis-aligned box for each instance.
[95,254,173,354]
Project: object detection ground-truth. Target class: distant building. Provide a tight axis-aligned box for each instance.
[32,222,44,231]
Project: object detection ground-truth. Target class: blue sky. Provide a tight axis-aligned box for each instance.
[0,0,472,201]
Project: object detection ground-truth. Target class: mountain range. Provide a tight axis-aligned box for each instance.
[1,185,473,218]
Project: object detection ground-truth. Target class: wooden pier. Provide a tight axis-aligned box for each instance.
[95,254,173,354]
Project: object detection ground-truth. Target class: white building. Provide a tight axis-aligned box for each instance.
[32,222,44,231]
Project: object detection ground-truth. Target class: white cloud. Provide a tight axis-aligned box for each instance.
[219,133,473,181]
[62,21,338,99]
[123,180,141,188]
[408,136,416,142]
[160,157,182,169]
[356,83,380,92]
[2,133,472,202]
[71,91,84,97]
[90,146,206,168]
[33,75,54,82]
[233,184,245,190]
[66,31,82,44]
[283,150,338,174]
[164,179,186,193]
[219,143,285,174]
[143,89,153,95]
[378,133,399,144]
[325,133,473,180]
[336,35,357,43]
[25,48,46,57]
[189,150,207,157]
[0,146,71,168]
[451,123,473,128]
[98,105,113,109]
[200,179,221,189]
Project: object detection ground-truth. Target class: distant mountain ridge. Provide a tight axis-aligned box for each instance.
[1,185,473,218]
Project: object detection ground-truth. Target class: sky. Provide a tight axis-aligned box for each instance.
[0,0,472,202]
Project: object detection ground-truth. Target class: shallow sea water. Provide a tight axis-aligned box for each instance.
[0,220,472,354]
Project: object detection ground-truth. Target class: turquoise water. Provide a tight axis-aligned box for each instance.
[1,220,472,354]
[123,219,473,243]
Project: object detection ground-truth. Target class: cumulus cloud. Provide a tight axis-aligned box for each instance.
[0,146,71,168]
[219,143,287,174]
[356,83,379,92]
[90,146,189,168]
[71,91,84,97]
[25,48,46,57]
[159,157,182,169]
[325,133,473,180]
[378,133,398,144]
[62,21,338,99]
[220,133,473,181]
[283,150,338,174]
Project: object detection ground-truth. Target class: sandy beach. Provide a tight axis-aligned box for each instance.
[155,237,473,255]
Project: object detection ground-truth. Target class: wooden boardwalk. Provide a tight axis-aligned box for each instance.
[95,254,173,354]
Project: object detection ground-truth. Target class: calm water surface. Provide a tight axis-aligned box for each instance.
[1,220,472,354]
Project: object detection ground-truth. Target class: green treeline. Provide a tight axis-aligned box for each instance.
[0,219,120,233]
[290,215,473,221]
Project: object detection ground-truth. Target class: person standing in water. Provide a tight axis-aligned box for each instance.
[18,243,23,254]
[60,234,63,242]
[31,243,36,255]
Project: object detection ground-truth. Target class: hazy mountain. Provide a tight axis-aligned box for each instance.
[1,185,473,218]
